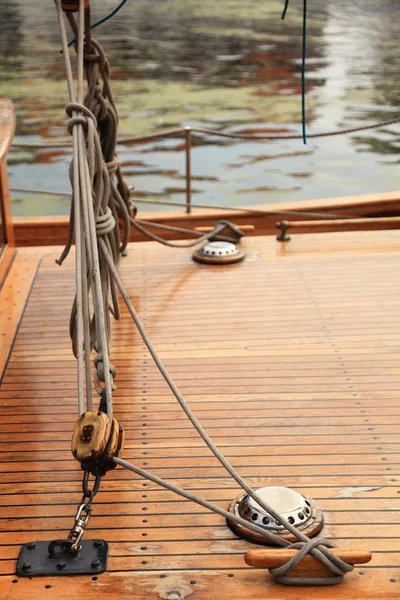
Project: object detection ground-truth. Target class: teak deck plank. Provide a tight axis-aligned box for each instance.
[1,231,400,598]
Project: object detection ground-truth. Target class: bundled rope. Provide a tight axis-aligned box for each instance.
[55,0,124,416]
[55,0,355,585]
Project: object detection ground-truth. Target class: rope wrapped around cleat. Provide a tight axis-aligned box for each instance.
[268,538,354,586]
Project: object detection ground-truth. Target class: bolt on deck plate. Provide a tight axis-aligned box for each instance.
[16,540,108,577]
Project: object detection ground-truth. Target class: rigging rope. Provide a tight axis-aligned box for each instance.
[55,0,126,417]
[98,236,354,584]
[9,186,361,221]
[280,0,308,143]
[63,0,129,51]
[301,0,308,144]
[113,457,352,586]
[281,0,290,19]
[54,0,355,584]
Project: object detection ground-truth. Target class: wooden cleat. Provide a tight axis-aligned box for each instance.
[245,547,372,580]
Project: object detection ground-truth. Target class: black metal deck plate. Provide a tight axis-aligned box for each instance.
[16,540,108,577]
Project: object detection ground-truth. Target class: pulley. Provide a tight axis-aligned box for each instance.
[227,486,324,544]
[71,410,124,475]
[193,241,245,265]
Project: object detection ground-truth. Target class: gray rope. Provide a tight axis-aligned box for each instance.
[269,538,353,586]
[10,116,400,148]
[56,0,126,416]
[132,218,246,247]
[99,236,354,584]
[54,4,356,583]
[131,219,229,248]
[113,457,286,542]
[55,0,85,415]
[10,186,355,221]
[113,458,353,586]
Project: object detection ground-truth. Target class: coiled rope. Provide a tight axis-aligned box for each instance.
[55,0,355,584]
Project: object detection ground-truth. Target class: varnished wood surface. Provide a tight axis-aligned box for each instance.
[244,548,372,577]
[0,249,41,376]
[1,231,400,598]
[0,99,16,286]
[0,247,16,293]
[278,215,400,234]
[12,189,400,247]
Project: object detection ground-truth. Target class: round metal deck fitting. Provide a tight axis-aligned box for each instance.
[227,486,324,545]
[192,241,245,265]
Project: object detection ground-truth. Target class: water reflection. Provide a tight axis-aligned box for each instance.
[0,0,399,216]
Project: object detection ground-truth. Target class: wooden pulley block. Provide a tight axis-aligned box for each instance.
[245,548,372,580]
[71,411,124,471]
[102,416,125,471]
[61,0,90,12]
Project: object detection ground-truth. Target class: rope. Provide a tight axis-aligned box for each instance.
[63,0,129,52]
[269,538,353,586]
[280,0,307,143]
[281,0,290,19]
[54,3,356,584]
[131,219,241,248]
[98,235,354,585]
[113,457,352,587]
[129,198,354,221]
[10,186,356,221]
[55,0,129,417]
[10,116,400,148]
[301,0,307,144]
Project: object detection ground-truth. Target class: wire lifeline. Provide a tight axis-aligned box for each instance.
[11,116,400,148]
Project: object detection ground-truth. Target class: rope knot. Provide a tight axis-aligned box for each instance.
[96,207,116,236]
[106,157,119,175]
[65,103,97,135]
[83,51,100,64]
[269,538,354,586]
[94,354,117,383]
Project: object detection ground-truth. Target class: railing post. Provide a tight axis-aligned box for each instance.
[184,126,192,214]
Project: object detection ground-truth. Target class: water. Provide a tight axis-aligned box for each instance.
[1,0,399,216]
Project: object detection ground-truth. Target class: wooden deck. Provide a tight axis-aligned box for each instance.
[1,230,400,599]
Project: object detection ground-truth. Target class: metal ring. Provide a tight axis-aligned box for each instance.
[48,539,75,557]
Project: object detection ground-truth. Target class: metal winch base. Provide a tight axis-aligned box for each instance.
[193,241,245,265]
[16,540,108,577]
[227,486,324,545]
